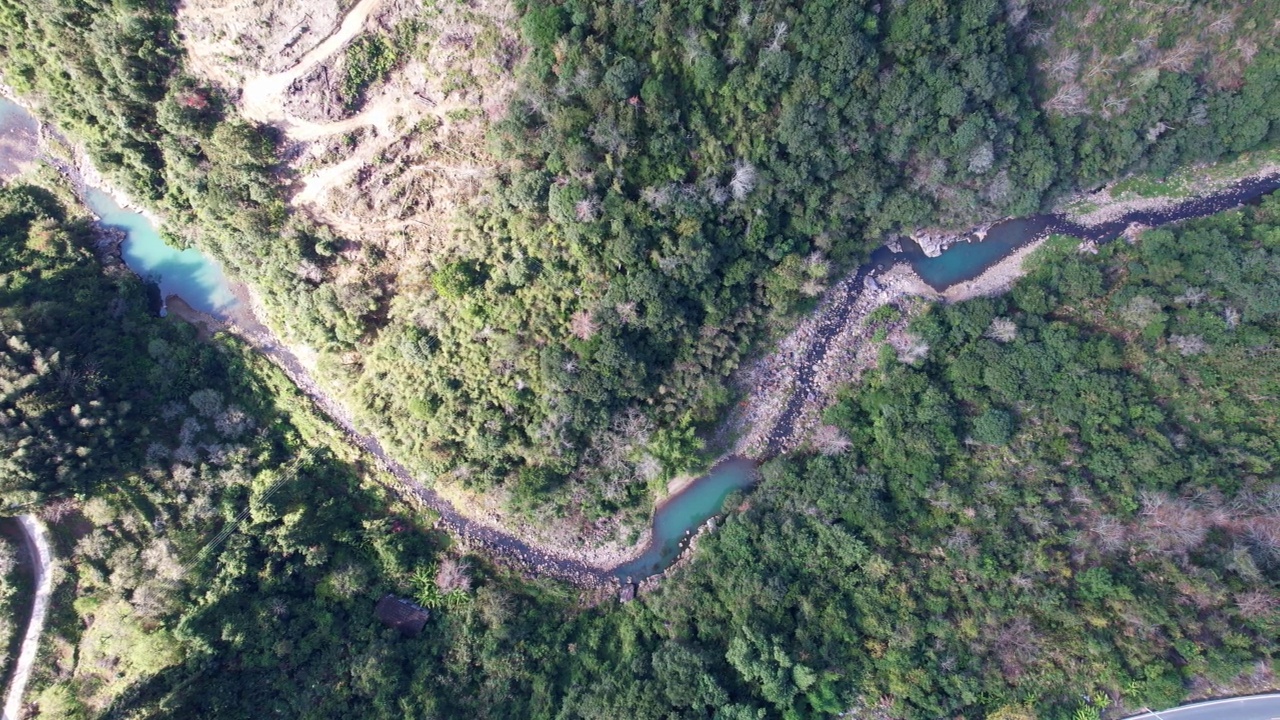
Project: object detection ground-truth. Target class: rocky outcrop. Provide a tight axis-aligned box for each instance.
[911,229,960,257]
[910,220,996,257]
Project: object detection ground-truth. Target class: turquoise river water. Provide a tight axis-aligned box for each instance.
[7,93,1278,583]
[611,458,757,581]
[83,188,238,316]
[0,97,236,316]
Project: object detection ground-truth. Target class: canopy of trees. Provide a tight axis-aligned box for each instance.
[8,171,1280,720]
[2,0,1277,527]
[1,2,1280,716]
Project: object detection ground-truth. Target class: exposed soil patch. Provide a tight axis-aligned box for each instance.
[0,96,38,179]
[178,0,351,89]
[281,62,349,123]
[180,0,520,319]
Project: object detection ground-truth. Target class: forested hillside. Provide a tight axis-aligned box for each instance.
[9,168,1276,720]
[1,1,1280,716]
[1026,0,1280,182]
[2,0,1278,530]
[0,183,470,716]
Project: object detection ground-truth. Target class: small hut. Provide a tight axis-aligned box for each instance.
[375,595,431,636]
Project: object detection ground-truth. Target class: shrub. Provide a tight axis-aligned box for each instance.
[972,408,1014,444]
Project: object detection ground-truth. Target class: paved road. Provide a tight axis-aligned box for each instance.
[1125,693,1280,720]
[3,515,51,720]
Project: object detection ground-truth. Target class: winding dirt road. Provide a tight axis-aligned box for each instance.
[239,0,385,132]
[2,515,51,720]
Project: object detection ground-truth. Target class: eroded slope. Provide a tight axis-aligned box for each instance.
[180,0,520,307]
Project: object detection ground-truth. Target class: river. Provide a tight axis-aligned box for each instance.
[0,97,238,317]
[613,172,1280,586]
[6,93,1279,587]
[83,188,238,317]
[883,173,1280,289]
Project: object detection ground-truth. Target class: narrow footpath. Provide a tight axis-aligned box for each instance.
[2,515,51,720]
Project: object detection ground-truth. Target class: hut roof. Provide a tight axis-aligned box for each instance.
[375,594,431,636]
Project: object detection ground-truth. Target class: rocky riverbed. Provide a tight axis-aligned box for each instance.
[731,264,917,459]
[11,77,1280,592]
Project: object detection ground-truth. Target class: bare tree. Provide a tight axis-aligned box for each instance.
[768,22,788,52]
[985,318,1018,343]
[475,586,513,627]
[74,529,112,561]
[895,334,931,365]
[700,176,729,205]
[1120,295,1163,330]
[1235,590,1277,619]
[436,557,472,593]
[994,616,1042,679]
[1087,513,1128,552]
[1136,491,1209,555]
[1004,0,1029,27]
[1245,516,1280,559]
[1026,26,1051,47]
[615,300,638,325]
[801,252,830,297]
[132,581,178,620]
[1174,287,1206,305]
[141,538,183,582]
[968,143,995,175]
[812,424,852,455]
[1236,37,1259,65]
[268,597,289,618]
[590,119,627,154]
[1047,50,1080,81]
[1044,83,1087,115]
[730,160,756,200]
[635,454,662,481]
[1158,38,1201,72]
[40,497,78,523]
[1207,13,1234,36]
[1101,95,1130,118]
[613,408,654,448]
[1084,57,1113,81]
[1169,335,1208,356]
[574,195,601,222]
[569,309,598,340]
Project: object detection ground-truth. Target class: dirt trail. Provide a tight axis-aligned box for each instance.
[2,516,51,720]
[239,0,385,129]
[296,155,366,206]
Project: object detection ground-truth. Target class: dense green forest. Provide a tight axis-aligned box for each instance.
[2,0,1278,526]
[0,531,20,681]
[2,0,1280,717]
[5,164,1280,720]
[0,182,464,716]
